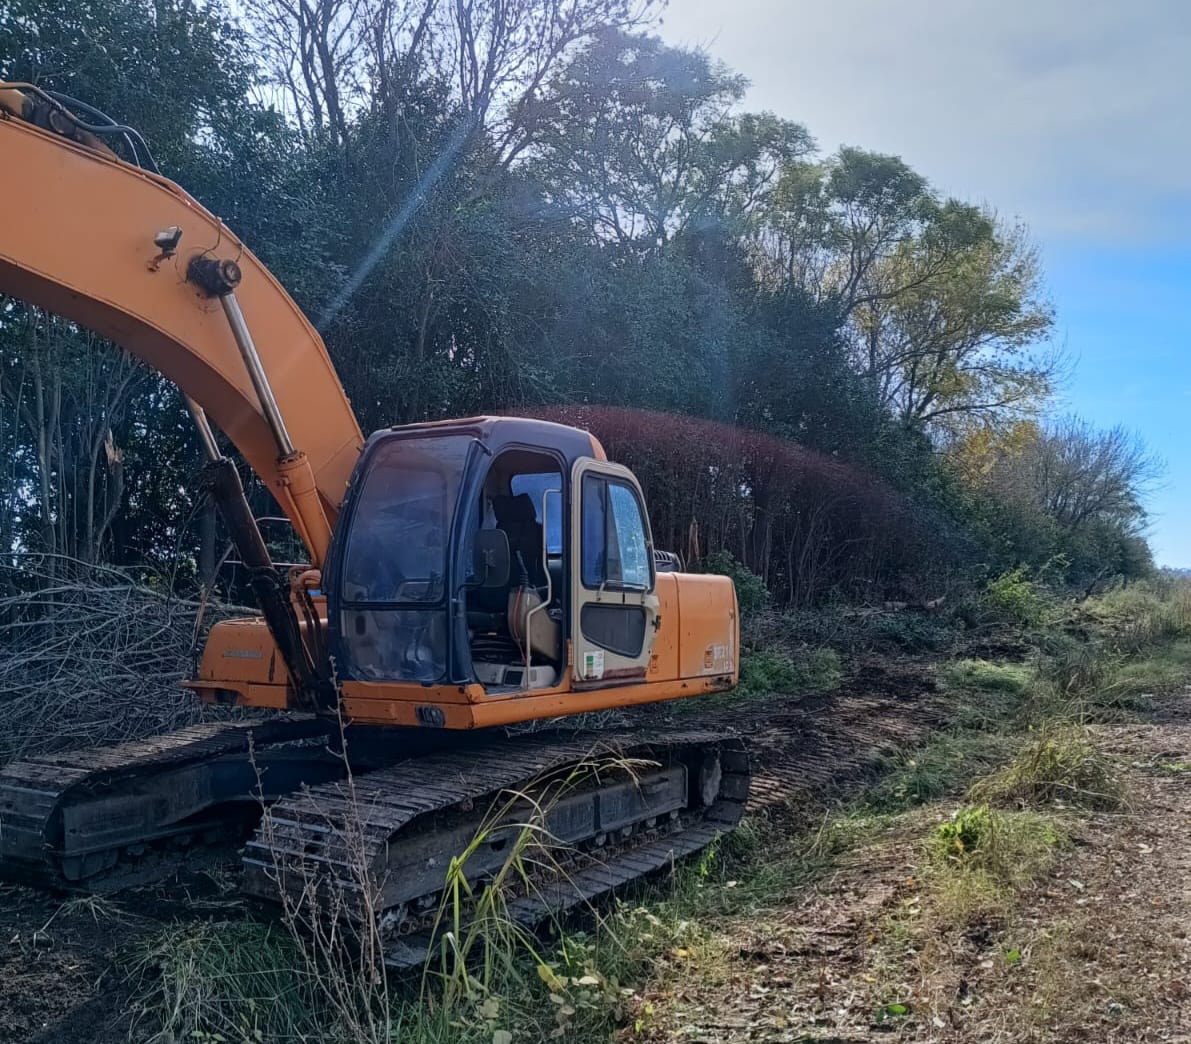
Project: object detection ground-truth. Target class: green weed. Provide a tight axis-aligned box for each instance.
[1086,581,1191,652]
[738,646,841,697]
[865,730,1016,812]
[972,727,1124,810]
[927,804,1064,923]
[940,658,1031,695]
[983,568,1053,630]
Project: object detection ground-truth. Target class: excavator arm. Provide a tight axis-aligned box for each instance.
[0,86,364,564]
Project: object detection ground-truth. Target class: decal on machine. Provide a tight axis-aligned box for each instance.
[702,643,732,674]
[582,650,605,680]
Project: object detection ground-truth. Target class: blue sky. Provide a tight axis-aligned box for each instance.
[660,0,1191,564]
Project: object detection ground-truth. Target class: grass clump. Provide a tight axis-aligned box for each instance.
[1112,639,1191,699]
[972,727,1124,810]
[927,804,1064,923]
[738,646,841,697]
[130,922,321,1043]
[940,658,1031,696]
[940,658,1034,729]
[1036,641,1117,702]
[865,730,1016,812]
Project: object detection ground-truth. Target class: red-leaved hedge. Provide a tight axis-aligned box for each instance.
[523,406,940,607]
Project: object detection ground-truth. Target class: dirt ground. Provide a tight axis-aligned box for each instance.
[632,693,1191,1043]
[4,667,1187,1043]
[0,861,248,1044]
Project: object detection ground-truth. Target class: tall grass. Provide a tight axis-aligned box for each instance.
[972,727,1125,810]
[130,922,319,1043]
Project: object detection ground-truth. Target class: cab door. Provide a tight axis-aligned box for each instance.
[569,458,660,686]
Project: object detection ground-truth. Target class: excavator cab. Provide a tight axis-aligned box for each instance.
[327,417,661,695]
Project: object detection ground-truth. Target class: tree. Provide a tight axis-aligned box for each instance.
[855,216,1056,430]
[758,150,1055,434]
[758,147,935,314]
[528,31,811,248]
[1022,419,1160,534]
[951,417,1159,586]
[246,0,659,159]
[0,0,1135,606]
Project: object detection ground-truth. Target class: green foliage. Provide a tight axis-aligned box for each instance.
[738,646,841,698]
[983,568,1053,629]
[530,30,811,246]
[973,728,1124,810]
[940,658,1032,696]
[1113,640,1191,700]
[928,805,1064,922]
[951,422,1158,593]
[939,657,1034,729]
[869,612,953,652]
[701,551,769,615]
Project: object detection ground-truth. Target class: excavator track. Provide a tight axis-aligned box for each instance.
[243,729,749,968]
[0,716,337,891]
[0,715,748,966]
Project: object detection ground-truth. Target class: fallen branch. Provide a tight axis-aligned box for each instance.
[0,554,253,764]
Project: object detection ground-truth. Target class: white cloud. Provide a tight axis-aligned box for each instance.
[659,0,1191,245]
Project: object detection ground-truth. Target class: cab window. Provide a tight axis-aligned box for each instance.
[581,475,651,590]
[510,472,563,554]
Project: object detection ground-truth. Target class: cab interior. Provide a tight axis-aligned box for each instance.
[466,448,565,692]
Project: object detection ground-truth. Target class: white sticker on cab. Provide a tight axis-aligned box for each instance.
[582,650,605,680]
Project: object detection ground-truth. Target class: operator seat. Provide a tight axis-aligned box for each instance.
[491,494,546,586]
[492,493,560,664]
[466,493,545,637]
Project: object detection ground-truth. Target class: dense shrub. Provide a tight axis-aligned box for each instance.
[525,407,953,608]
[982,568,1052,629]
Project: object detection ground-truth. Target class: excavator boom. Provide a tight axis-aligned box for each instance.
[0,88,363,562]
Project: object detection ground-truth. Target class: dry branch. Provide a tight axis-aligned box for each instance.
[0,554,253,764]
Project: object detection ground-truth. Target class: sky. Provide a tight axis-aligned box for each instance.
[659,0,1191,565]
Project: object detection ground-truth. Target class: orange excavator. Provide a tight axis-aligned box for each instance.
[0,85,746,959]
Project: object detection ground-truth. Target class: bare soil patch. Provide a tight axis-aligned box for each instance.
[632,694,1191,1043]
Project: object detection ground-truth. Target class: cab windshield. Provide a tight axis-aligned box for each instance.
[340,434,472,605]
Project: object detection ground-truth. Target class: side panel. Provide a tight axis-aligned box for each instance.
[194,618,290,688]
[646,574,681,682]
[675,574,739,682]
